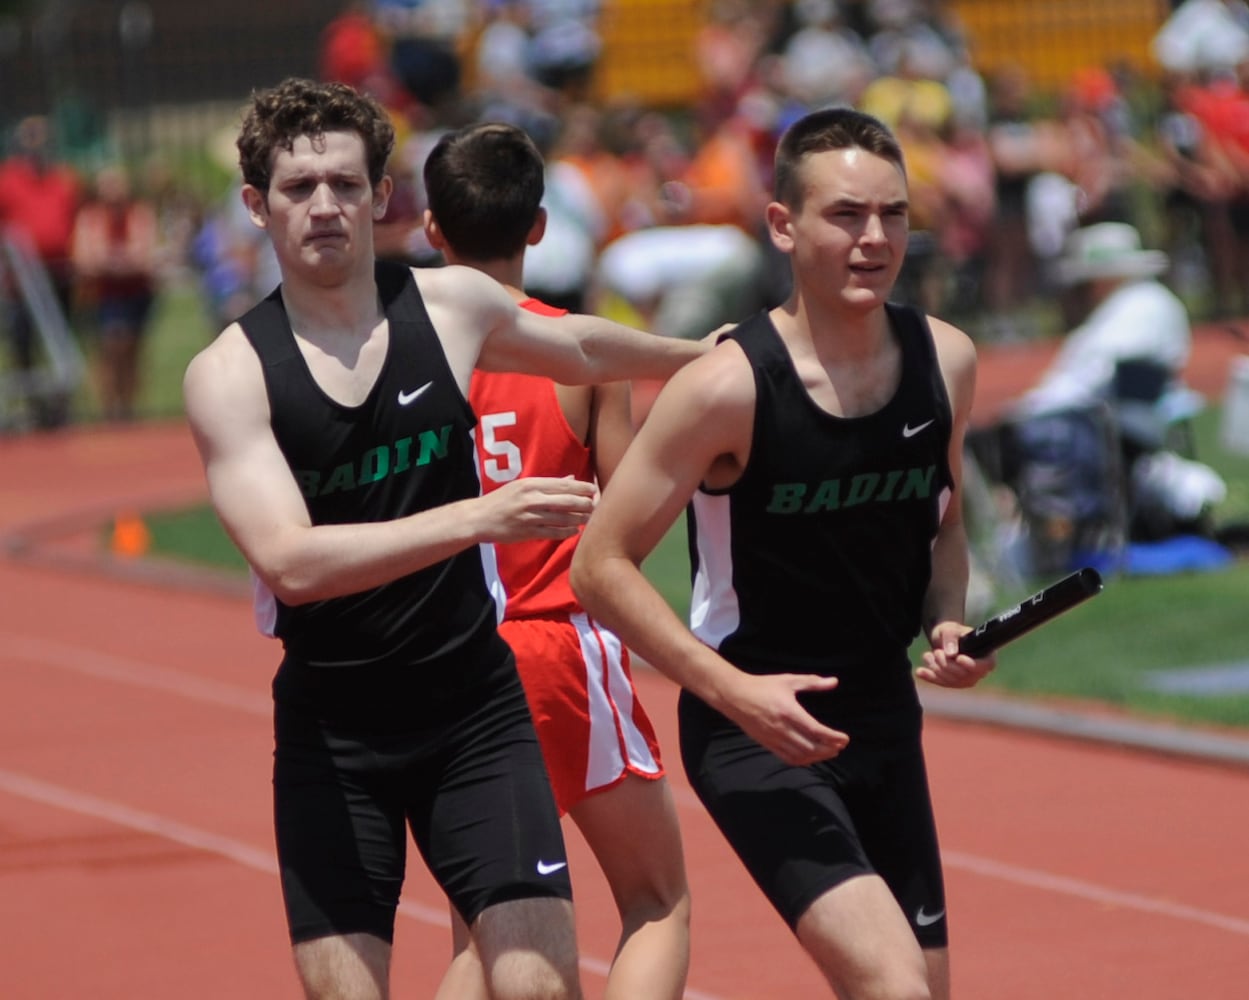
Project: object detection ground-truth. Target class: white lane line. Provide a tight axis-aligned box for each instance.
[0,766,446,928]
[10,631,1249,946]
[944,850,1249,937]
[6,634,271,716]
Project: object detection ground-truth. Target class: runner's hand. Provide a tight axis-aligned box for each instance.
[726,673,849,766]
[478,476,598,543]
[917,620,996,688]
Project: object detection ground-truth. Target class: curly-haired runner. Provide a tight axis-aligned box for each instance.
[183,77,706,1000]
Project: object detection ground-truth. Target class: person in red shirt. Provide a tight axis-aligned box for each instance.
[0,115,80,424]
[71,164,158,421]
[422,121,691,1000]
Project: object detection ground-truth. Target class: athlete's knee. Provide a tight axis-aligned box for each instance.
[831,962,932,1000]
[485,962,582,1000]
[292,932,391,1000]
[617,877,691,935]
[475,897,583,1000]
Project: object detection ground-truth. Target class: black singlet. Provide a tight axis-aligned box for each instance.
[238,262,510,712]
[687,305,953,735]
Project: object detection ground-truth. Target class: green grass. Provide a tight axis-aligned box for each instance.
[969,562,1249,729]
[143,504,248,574]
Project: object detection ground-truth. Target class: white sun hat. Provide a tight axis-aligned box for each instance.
[1055,222,1169,286]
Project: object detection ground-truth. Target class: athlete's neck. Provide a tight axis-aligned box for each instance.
[441,251,527,302]
[281,266,382,341]
[773,296,893,362]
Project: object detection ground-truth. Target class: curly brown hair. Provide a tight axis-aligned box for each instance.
[236,77,395,195]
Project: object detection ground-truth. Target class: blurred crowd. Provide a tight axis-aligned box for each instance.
[296,0,1249,342]
[6,0,1249,427]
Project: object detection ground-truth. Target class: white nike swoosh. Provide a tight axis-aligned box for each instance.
[536,860,567,876]
[398,381,433,406]
[902,419,935,438]
[915,906,945,927]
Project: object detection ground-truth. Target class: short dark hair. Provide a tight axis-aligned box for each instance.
[236,77,395,193]
[423,122,545,262]
[773,108,905,209]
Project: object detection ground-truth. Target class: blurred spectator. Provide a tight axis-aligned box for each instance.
[779,0,875,110]
[980,66,1068,338]
[374,0,470,118]
[1153,0,1249,77]
[470,0,564,148]
[592,105,768,339]
[863,0,959,85]
[320,2,389,92]
[0,114,81,425]
[543,102,638,246]
[931,107,997,320]
[188,140,280,333]
[525,0,603,102]
[693,0,777,115]
[1000,223,1225,564]
[1174,59,1249,317]
[1015,223,1190,418]
[1133,71,1228,308]
[860,36,955,309]
[1056,66,1136,227]
[71,164,158,422]
[521,114,610,310]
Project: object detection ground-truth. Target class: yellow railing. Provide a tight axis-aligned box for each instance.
[951,0,1171,91]
[590,0,1173,108]
[592,0,704,106]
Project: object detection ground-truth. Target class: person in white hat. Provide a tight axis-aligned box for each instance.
[1015,221,1191,417]
[1004,222,1224,565]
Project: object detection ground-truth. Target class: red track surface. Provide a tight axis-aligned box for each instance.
[3,326,1247,998]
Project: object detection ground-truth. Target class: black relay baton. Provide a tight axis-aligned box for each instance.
[957,568,1104,659]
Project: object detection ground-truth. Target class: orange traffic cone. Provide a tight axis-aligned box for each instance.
[111,509,151,559]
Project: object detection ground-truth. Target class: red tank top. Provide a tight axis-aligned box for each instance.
[469,299,593,618]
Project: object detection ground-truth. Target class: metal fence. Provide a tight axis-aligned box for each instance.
[1,0,342,197]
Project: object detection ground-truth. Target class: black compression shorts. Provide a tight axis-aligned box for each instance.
[678,690,948,948]
[273,654,572,945]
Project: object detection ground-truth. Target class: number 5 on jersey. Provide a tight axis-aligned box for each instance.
[480,411,522,483]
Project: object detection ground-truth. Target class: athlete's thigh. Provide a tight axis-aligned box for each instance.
[409,662,572,923]
[569,772,687,909]
[678,692,870,929]
[273,700,410,945]
[796,873,930,999]
[293,931,392,1000]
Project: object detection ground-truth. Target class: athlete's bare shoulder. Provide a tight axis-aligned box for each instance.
[182,321,271,452]
[409,263,517,383]
[926,314,976,367]
[641,330,756,467]
[410,262,514,319]
[925,313,977,418]
[671,329,756,412]
[184,322,261,401]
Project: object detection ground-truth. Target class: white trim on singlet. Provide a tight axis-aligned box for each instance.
[470,428,508,625]
[932,485,952,550]
[250,567,277,638]
[689,492,740,650]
